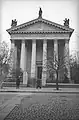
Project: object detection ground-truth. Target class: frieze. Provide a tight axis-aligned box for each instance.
[11,32,70,40]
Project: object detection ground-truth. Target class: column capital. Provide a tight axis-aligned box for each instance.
[44,39,47,41]
[54,39,58,42]
[32,39,36,42]
[43,39,47,46]
[10,39,15,43]
[54,39,58,40]
[21,39,25,43]
[65,39,69,43]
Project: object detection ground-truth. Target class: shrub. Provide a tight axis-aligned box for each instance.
[62,72,69,83]
[6,68,23,82]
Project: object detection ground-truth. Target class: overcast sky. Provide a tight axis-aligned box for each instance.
[0,0,79,54]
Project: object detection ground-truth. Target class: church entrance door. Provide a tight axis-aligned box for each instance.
[37,66,42,80]
[36,66,42,88]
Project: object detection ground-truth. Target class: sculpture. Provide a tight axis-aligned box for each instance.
[39,7,42,18]
[64,18,69,27]
[11,19,17,27]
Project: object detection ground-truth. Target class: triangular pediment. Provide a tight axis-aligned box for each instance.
[14,21,66,32]
[7,18,74,34]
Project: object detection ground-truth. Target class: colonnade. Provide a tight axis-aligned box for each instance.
[11,39,70,86]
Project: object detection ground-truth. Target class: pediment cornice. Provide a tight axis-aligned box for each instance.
[6,17,74,34]
[9,30,71,34]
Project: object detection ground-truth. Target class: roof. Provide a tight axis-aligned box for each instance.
[6,17,74,35]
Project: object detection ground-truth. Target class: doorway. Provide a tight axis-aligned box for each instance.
[37,66,42,80]
[36,66,42,88]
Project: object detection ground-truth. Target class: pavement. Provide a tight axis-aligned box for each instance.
[0,93,32,120]
[0,87,79,120]
[0,87,79,93]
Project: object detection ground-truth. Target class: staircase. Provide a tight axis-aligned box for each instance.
[1,81,79,89]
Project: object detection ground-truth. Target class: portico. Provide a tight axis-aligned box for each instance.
[6,8,74,86]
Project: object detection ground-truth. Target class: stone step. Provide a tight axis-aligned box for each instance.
[45,83,79,88]
[1,82,29,88]
[1,82,79,88]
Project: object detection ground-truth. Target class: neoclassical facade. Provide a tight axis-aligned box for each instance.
[7,9,74,86]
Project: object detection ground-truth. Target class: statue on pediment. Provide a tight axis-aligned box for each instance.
[11,19,17,27]
[39,7,42,18]
[64,18,69,27]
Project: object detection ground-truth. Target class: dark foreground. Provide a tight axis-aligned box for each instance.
[4,93,79,120]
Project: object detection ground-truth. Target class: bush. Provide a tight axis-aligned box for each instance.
[63,78,69,83]
[70,63,79,84]
[73,70,79,83]
[63,73,69,83]
[5,68,23,82]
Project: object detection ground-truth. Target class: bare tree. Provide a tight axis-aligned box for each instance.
[0,41,15,78]
[0,41,10,75]
[43,50,69,90]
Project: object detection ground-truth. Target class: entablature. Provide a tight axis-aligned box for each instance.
[10,32,70,40]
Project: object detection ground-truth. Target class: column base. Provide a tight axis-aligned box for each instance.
[31,73,36,79]
[42,75,46,86]
[42,82,46,86]
[23,71,28,85]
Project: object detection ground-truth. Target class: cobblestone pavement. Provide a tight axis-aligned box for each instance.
[4,93,79,120]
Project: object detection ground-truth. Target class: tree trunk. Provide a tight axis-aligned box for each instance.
[56,70,59,90]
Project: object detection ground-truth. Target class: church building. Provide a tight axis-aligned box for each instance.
[6,8,74,86]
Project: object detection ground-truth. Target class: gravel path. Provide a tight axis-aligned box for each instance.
[4,93,79,120]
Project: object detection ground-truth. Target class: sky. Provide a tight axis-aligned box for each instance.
[0,0,79,54]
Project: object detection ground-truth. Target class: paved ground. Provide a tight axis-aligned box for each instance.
[0,92,79,120]
[0,93,33,120]
[0,87,79,93]
[0,93,17,106]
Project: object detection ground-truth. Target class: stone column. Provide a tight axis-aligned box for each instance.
[20,40,27,84]
[14,44,17,69]
[54,40,58,80]
[11,39,15,49]
[42,39,47,86]
[31,40,36,78]
[54,39,58,62]
[64,39,70,81]
[10,40,16,69]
